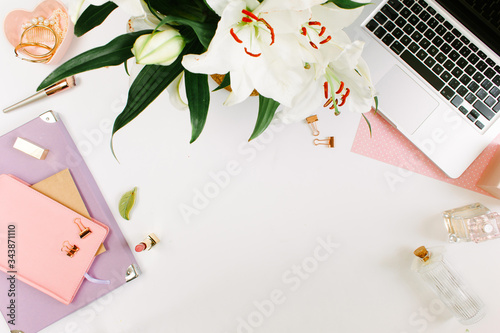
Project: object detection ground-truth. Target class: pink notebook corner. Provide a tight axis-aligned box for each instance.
[0,174,108,305]
[351,110,500,195]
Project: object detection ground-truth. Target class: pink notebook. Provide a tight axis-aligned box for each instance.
[0,174,108,305]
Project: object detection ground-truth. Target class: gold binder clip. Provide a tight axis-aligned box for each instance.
[305,115,320,136]
[61,241,79,257]
[74,218,91,238]
[314,137,335,148]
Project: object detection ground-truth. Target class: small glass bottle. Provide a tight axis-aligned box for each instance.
[443,203,500,243]
[411,246,485,325]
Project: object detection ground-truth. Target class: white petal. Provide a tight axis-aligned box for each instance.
[68,0,86,23]
[167,72,189,111]
[312,3,363,32]
[258,0,324,12]
[114,0,145,17]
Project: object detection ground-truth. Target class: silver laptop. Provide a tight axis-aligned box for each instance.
[360,0,500,178]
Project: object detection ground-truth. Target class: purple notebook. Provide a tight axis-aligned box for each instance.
[0,111,140,333]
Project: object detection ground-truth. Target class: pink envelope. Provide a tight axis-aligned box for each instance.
[0,174,108,305]
[351,110,500,195]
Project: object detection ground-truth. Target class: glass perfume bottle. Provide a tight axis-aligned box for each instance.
[411,246,485,325]
[443,203,500,243]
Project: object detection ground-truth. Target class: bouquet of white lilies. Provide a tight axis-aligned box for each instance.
[39,0,377,146]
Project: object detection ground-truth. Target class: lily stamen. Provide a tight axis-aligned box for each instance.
[308,21,321,26]
[230,28,243,43]
[310,41,318,49]
[323,81,329,99]
[244,47,261,57]
[335,81,344,94]
[338,88,350,107]
[242,17,253,23]
[320,36,332,44]
[301,27,307,36]
[242,9,259,21]
[319,26,326,37]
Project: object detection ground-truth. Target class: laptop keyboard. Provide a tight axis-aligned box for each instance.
[365,0,500,131]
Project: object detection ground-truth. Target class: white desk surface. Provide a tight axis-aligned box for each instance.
[1,1,499,333]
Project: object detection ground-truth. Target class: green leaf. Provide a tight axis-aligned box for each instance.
[119,187,137,220]
[374,95,379,113]
[213,73,230,92]
[74,1,118,37]
[38,30,152,90]
[362,113,373,138]
[185,71,210,143]
[249,95,280,141]
[112,35,204,141]
[155,15,216,49]
[324,0,372,9]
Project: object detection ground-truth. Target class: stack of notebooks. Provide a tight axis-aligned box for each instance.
[0,111,139,333]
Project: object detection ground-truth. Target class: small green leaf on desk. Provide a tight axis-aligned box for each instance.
[119,187,137,220]
[74,1,118,37]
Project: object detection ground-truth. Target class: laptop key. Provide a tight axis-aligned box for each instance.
[375,12,388,25]
[443,21,453,30]
[443,60,454,71]
[475,121,484,129]
[460,36,470,45]
[432,36,444,47]
[400,35,412,45]
[419,11,430,22]
[491,86,500,98]
[494,101,500,113]
[457,86,468,97]
[416,49,427,60]
[477,51,487,59]
[393,28,404,39]
[384,21,396,32]
[418,0,428,8]
[469,43,479,53]
[476,61,487,72]
[382,34,395,46]
[424,29,436,40]
[467,53,479,65]
[449,50,460,61]
[440,43,452,54]
[467,110,479,122]
[465,93,476,104]
[435,25,446,36]
[449,78,460,89]
[485,96,496,107]
[482,79,493,90]
[460,74,471,85]
[401,50,445,90]
[465,65,476,76]
[459,105,469,114]
[374,26,387,39]
[441,86,454,100]
[408,14,419,25]
[459,46,471,57]
[388,0,403,11]
[395,17,406,27]
[424,57,436,67]
[400,7,412,18]
[493,75,500,86]
[476,89,488,100]
[408,42,419,53]
[495,65,500,74]
[382,5,399,20]
[428,45,439,56]
[411,31,423,42]
[366,20,379,32]
[452,67,463,78]
[433,64,444,75]
[411,3,423,14]
[473,72,485,83]
[486,58,496,67]
[451,28,461,37]
[485,68,496,79]
[390,41,405,54]
[474,100,495,120]
[456,57,468,69]
[435,13,445,22]
[451,95,463,107]
[436,52,446,63]
[419,38,431,49]
[416,22,427,32]
[427,17,438,28]
[440,71,452,82]
[427,6,436,15]
[451,39,463,51]
[403,24,415,34]
[468,81,480,92]
[443,32,454,43]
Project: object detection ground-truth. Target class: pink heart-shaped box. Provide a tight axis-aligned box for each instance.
[4,0,73,64]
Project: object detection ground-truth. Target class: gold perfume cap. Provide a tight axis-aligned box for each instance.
[414,246,430,262]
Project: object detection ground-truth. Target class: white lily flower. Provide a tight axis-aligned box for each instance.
[182,0,313,107]
[277,3,375,122]
[132,26,185,66]
[69,0,145,23]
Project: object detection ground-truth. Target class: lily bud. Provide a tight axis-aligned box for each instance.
[132,26,185,66]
